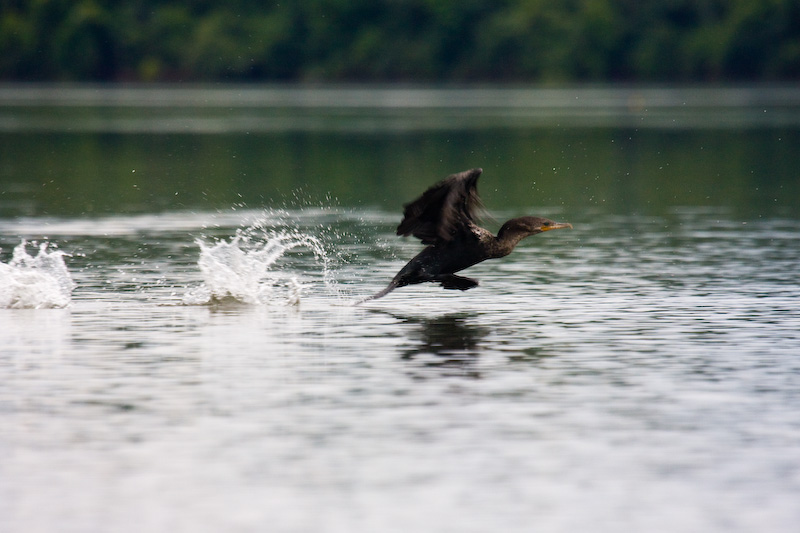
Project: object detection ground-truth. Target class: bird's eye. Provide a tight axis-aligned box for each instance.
[543,221,551,226]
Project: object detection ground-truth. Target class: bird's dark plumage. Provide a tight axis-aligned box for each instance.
[360,168,572,303]
[396,168,484,245]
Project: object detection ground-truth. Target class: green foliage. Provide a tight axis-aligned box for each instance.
[1,0,798,81]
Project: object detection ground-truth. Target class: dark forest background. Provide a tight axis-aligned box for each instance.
[2,0,799,82]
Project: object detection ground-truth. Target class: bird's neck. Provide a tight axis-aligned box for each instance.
[492,224,531,257]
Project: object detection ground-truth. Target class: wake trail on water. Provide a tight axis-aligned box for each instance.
[183,225,338,306]
[0,241,76,309]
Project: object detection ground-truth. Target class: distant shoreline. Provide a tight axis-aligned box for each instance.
[2,85,800,133]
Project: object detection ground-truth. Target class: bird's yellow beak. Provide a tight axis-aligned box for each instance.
[541,222,573,232]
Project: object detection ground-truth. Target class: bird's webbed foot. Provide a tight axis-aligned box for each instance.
[436,274,479,291]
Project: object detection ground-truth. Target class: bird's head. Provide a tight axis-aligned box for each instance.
[499,216,573,239]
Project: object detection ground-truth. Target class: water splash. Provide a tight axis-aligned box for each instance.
[183,227,335,306]
[0,241,76,309]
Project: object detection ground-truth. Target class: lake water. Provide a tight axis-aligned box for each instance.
[1,86,800,532]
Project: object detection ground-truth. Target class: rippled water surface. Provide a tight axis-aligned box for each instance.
[3,208,799,532]
[2,87,800,532]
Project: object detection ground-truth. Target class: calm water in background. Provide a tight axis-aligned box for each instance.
[1,86,800,532]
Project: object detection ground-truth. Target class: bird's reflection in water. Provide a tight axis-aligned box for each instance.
[374,311,490,379]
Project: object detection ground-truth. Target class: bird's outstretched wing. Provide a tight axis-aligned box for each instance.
[396,168,484,245]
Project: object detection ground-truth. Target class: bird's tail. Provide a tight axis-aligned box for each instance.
[355,281,399,305]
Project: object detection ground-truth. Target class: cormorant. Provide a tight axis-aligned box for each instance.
[361,168,572,302]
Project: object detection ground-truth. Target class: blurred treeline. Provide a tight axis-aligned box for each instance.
[2,0,799,82]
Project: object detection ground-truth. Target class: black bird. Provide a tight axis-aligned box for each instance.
[361,168,572,302]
